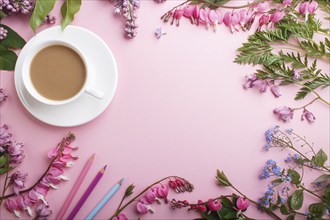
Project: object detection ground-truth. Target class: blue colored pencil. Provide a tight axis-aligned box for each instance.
[85,178,125,220]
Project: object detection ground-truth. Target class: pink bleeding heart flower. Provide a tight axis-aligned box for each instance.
[301,109,315,123]
[207,199,222,211]
[192,5,200,25]
[258,14,270,28]
[231,11,240,26]
[172,9,184,26]
[4,198,21,217]
[112,213,128,220]
[48,166,64,177]
[223,11,240,33]
[168,180,178,192]
[239,9,253,30]
[299,2,309,15]
[28,187,48,205]
[144,189,157,204]
[273,106,294,122]
[223,11,231,26]
[282,0,292,7]
[156,184,169,203]
[183,5,194,24]
[10,170,28,195]
[236,197,250,211]
[270,85,281,98]
[196,200,207,212]
[208,10,219,30]
[215,9,223,24]
[308,1,318,14]
[136,201,154,215]
[199,8,211,28]
[270,11,285,23]
[35,203,52,220]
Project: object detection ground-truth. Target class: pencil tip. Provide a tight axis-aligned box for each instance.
[120,178,125,185]
[103,165,108,170]
[89,153,96,160]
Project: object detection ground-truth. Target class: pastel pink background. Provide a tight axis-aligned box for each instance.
[1,1,329,219]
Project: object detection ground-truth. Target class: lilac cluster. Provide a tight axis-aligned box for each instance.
[0,0,34,15]
[0,27,8,40]
[0,88,8,103]
[0,124,25,164]
[273,106,315,123]
[243,74,281,98]
[114,0,140,38]
[42,15,56,25]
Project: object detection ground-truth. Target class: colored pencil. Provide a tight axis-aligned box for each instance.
[85,178,125,220]
[56,153,95,220]
[67,165,107,220]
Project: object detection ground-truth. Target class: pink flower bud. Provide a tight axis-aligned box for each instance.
[236,197,250,211]
[192,5,200,19]
[207,199,222,211]
[208,10,219,25]
[308,1,318,14]
[259,14,270,26]
[216,9,223,24]
[173,9,183,19]
[270,11,285,23]
[282,0,292,7]
[231,11,240,26]
[299,2,309,15]
[169,180,178,189]
[196,200,207,212]
[183,5,193,17]
[113,213,128,220]
[301,109,315,123]
[156,184,169,199]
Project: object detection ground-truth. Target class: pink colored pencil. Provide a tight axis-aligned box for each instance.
[56,153,95,220]
[67,165,107,220]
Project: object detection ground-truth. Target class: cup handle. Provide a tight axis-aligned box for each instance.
[85,87,104,100]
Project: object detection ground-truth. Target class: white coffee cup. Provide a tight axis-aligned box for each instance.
[22,40,104,105]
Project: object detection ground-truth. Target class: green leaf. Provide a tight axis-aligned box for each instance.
[287,215,295,220]
[289,189,304,210]
[0,165,13,175]
[0,44,18,70]
[312,174,330,184]
[0,24,26,49]
[220,197,233,208]
[280,205,290,215]
[29,0,57,32]
[60,0,82,30]
[295,75,330,100]
[324,185,330,202]
[0,10,7,19]
[124,184,135,197]
[217,207,237,219]
[202,211,221,220]
[308,203,327,217]
[216,170,231,186]
[0,155,11,167]
[311,149,328,167]
[287,169,301,185]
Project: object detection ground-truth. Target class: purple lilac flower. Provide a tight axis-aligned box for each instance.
[270,85,281,98]
[10,170,28,195]
[0,0,34,15]
[8,142,25,164]
[301,109,315,123]
[0,27,8,40]
[0,88,8,103]
[285,155,292,163]
[273,106,294,122]
[42,15,56,25]
[0,124,12,146]
[242,74,258,89]
[252,79,268,93]
[114,0,140,38]
[35,204,52,220]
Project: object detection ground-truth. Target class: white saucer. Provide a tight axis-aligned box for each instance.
[14,26,118,127]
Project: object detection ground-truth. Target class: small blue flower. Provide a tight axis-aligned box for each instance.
[293,154,300,160]
[316,181,322,188]
[273,126,280,133]
[265,130,273,143]
[280,197,286,204]
[263,144,271,151]
[281,186,290,194]
[305,210,309,216]
[285,155,292,163]
[272,166,282,176]
[285,128,293,135]
[266,159,277,166]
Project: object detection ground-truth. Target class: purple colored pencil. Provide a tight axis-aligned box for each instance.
[67,165,107,220]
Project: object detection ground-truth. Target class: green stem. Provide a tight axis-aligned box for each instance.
[291,81,330,106]
[199,0,264,9]
[300,185,327,203]
[0,172,9,207]
[292,98,319,110]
